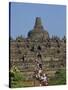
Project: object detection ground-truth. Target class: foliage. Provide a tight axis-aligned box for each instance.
[10,66,27,87]
[55,69,66,84]
[49,69,66,85]
[10,66,26,81]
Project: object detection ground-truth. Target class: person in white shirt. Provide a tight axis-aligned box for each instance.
[41,74,48,86]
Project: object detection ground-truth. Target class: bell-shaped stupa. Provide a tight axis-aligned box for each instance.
[28,17,49,40]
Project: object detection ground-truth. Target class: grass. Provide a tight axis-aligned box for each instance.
[11,80,40,88]
[10,66,66,88]
[48,68,66,85]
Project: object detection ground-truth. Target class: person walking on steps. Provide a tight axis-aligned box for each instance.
[41,74,48,86]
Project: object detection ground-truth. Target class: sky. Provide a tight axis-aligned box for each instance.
[10,2,66,39]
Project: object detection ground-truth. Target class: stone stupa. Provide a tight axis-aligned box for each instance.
[28,17,49,41]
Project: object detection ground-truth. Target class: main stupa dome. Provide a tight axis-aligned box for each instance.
[28,17,49,40]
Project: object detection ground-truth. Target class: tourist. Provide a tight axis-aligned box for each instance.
[38,68,42,74]
[42,74,48,86]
